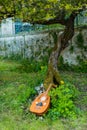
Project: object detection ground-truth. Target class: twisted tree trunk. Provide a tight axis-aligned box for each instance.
[44,32,63,89]
[44,17,75,89]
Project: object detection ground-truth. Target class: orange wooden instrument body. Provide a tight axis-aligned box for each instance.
[29,84,56,115]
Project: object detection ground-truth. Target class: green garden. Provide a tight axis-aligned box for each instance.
[0,0,87,130]
[0,58,87,130]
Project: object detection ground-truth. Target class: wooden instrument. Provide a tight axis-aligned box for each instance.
[29,83,56,115]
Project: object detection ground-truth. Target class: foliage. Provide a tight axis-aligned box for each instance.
[0,0,87,23]
[3,54,23,61]
[0,54,48,73]
[18,58,48,73]
[0,59,87,129]
[75,60,87,72]
[69,45,74,54]
[76,31,84,49]
[58,56,87,73]
[47,83,80,120]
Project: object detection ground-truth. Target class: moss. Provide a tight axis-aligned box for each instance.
[44,63,61,89]
[44,63,54,89]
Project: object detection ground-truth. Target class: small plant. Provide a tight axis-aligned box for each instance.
[58,56,87,73]
[69,45,74,54]
[3,53,22,61]
[76,31,84,49]
[58,56,70,71]
[47,82,80,120]
[18,58,48,73]
[75,60,87,73]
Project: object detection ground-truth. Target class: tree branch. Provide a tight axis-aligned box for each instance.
[30,16,67,25]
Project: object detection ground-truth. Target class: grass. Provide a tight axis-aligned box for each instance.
[0,59,87,130]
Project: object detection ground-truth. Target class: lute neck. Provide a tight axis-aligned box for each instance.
[45,83,57,95]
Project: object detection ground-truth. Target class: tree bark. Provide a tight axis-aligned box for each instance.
[31,12,79,89]
[44,32,63,89]
[44,17,75,89]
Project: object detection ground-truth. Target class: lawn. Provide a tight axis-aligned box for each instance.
[0,59,87,130]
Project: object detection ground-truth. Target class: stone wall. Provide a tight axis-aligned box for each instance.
[62,27,87,64]
[0,32,54,60]
[0,27,87,65]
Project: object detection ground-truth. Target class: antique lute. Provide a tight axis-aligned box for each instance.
[29,83,56,115]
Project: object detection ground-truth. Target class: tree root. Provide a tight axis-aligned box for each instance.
[44,63,61,89]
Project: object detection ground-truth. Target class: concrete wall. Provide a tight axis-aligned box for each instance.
[75,10,87,26]
[0,18,15,36]
[0,28,87,65]
[62,28,87,64]
[0,32,53,59]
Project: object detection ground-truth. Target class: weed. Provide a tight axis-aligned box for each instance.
[76,31,84,49]
[18,58,48,73]
[58,56,87,73]
[47,82,81,120]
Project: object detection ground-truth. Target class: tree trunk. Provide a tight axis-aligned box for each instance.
[44,18,75,89]
[30,11,78,89]
[44,32,63,89]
